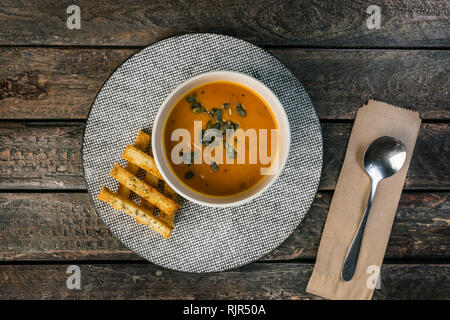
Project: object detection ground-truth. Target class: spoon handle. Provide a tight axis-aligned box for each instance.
[341,179,378,281]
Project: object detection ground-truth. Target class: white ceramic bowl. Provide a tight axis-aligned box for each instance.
[152,71,290,207]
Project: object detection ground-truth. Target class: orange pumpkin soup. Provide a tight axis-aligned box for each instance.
[164,81,278,196]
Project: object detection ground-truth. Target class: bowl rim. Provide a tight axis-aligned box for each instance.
[152,70,291,208]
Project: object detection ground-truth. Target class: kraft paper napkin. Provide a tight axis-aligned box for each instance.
[306,100,421,300]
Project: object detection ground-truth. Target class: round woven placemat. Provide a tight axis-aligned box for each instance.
[83,34,322,272]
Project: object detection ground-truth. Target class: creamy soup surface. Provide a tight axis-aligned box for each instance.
[164,81,278,196]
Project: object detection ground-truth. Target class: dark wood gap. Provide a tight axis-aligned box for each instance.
[264,45,450,51]
[0,260,151,266]
[0,44,448,51]
[0,189,87,193]
[0,44,145,50]
[382,258,450,265]
[254,258,450,265]
[0,119,87,123]
[1,258,449,266]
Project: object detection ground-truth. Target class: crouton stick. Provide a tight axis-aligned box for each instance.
[97,187,173,239]
[127,131,155,212]
[123,133,168,219]
[130,136,178,226]
[122,145,163,179]
[122,132,178,225]
[146,143,178,203]
[163,183,178,202]
[141,173,175,226]
[161,182,177,226]
[110,164,180,216]
[117,131,151,199]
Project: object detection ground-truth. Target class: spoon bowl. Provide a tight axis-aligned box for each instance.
[363,136,407,182]
[341,136,407,281]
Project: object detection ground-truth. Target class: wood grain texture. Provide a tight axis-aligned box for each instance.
[0,48,135,119]
[0,0,448,47]
[0,0,447,302]
[0,263,448,299]
[0,122,83,189]
[1,122,448,190]
[0,192,448,262]
[0,48,448,120]
[272,49,450,120]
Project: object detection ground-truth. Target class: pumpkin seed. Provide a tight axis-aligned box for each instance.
[211,123,221,130]
[225,144,236,159]
[200,130,209,145]
[191,102,201,109]
[233,122,240,130]
[206,120,212,130]
[192,106,203,114]
[202,128,221,145]
[222,102,230,109]
[227,149,236,159]
[222,121,232,133]
[200,129,207,145]
[215,109,223,122]
[184,171,194,179]
[208,139,220,147]
[186,96,196,103]
[210,162,219,171]
[236,102,247,117]
[181,152,192,165]
[181,151,199,165]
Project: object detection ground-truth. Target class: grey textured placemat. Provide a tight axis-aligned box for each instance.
[82,33,322,273]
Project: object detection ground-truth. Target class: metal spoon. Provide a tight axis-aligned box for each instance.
[341,136,406,281]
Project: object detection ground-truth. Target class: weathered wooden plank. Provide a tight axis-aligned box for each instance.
[0,192,447,261]
[0,48,135,119]
[0,0,448,47]
[272,49,450,120]
[1,122,448,190]
[321,123,450,190]
[0,263,448,299]
[0,48,448,120]
[266,192,450,261]
[0,122,83,189]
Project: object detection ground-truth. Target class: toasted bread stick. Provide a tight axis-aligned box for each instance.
[110,164,180,216]
[122,144,163,179]
[97,186,173,239]
[143,144,176,226]
[163,183,178,201]
[117,131,151,199]
[141,173,175,226]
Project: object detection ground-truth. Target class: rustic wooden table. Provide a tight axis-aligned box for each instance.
[0,1,449,300]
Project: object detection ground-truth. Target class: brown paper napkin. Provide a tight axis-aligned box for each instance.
[306,100,421,300]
